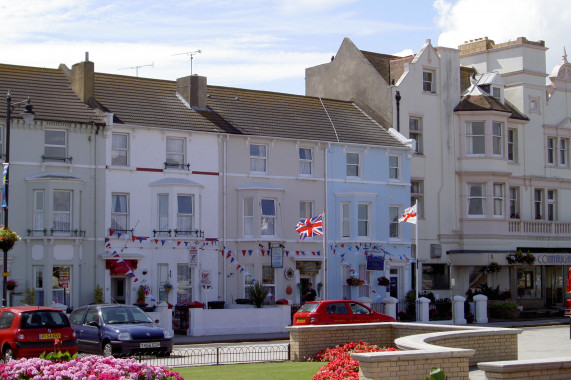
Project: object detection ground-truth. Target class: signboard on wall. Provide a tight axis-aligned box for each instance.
[366,255,384,271]
[59,265,70,288]
[200,271,211,288]
[272,246,283,268]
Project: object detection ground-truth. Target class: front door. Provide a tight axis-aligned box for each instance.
[111,278,126,304]
[545,266,564,307]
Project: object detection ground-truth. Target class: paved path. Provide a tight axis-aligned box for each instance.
[470,324,571,379]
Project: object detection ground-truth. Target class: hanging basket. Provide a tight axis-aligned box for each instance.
[0,227,20,252]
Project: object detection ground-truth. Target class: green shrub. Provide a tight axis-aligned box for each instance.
[246,282,269,308]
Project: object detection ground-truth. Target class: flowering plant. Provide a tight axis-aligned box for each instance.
[480,262,502,274]
[0,226,20,252]
[346,276,364,287]
[506,250,535,265]
[6,279,16,290]
[309,340,397,379]
[0,355,183,380]
[377,276,390,286]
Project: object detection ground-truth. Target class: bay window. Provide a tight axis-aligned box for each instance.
[466,122,485,155]
[467,183,486,216]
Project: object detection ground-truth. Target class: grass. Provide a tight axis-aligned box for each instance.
[173,361,324,379]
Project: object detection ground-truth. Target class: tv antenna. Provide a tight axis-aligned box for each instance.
[173,49,201,75]
[118,63,154,77]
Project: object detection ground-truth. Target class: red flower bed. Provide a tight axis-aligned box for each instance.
[309,340,397,380]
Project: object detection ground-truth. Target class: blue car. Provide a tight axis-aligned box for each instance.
[69,304,173,357]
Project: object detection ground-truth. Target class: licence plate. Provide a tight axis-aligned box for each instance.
[297,318,305,323]
[39,333,61,340]
[140,342,160,348]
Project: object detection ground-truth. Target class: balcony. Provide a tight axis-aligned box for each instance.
[459,218,571,238]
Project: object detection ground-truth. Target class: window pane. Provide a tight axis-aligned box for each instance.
[261,199,275,216]
[342,203,350,237]
[299,148,312,160]
[45,130,66,145]
[177,195,192,214]
[53,191,71,211]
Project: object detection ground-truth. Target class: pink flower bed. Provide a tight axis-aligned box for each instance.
[0,355,182,380]
[309,340,397,380]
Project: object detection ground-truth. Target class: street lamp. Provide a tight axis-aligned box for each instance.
[3,90,34,307]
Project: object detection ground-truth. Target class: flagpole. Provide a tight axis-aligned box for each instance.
[322,210,326,300]
[414,201,419,321]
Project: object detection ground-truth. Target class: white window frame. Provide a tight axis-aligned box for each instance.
[250,144,267,173]
[298,147,313,175]
[509,187,520,219]
[357,202,370,238]
[176,194,194,235]
[507,129,518,162]
[547,137,556,165]
[466,122,485,155]
[492,122,503,156]
[389,155,400,180]
[111,193,129,232]
[467,183,486,217]
[493,183,504,217]
[262,265,275,301]
[534,189,544,220]
[157,264,169,302]
[166,137,185,168]
[411,180,424,219]
[423,70,435,93]
[53,190,72,235]
[33,266,44,305]
[547,190,557,221]
[44,129,67,160]
[243,198,254,236]
[341,202,351,238]
[33,189,45,236]
[158,194,169,235]
[52,266,71,307]
[346,151,361,177]
[409,117,423,154]
[300,201,314,219]
[261,198,276,236]
[111,133,129,166]
[389,206,400,239]
[560,138,568,167]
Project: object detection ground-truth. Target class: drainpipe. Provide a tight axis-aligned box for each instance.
[395,91,402,132]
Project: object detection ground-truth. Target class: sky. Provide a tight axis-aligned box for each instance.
[1,0,570,95]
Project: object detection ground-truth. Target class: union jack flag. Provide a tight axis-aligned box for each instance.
[296,213,324,240]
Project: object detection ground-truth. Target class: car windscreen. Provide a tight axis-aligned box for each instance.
[297,303,319,312]
[21,311,70,329]
[102,307,154,324]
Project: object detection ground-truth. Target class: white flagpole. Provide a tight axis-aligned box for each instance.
[414,201,420,320]
[322,211,326,300]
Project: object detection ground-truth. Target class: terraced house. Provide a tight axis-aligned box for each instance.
[0,57,412,311]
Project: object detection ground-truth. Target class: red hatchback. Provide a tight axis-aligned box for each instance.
[0,306,78,361]
[293,300,395,325]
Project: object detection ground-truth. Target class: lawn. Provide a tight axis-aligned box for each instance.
[173,361,324,379]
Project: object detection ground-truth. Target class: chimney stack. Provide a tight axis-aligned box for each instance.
[71,52,94,103]
[177,75,207,109]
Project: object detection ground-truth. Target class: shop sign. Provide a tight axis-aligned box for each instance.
[366,255,384,271]
[536,254,571,265]
[271,246,283,268]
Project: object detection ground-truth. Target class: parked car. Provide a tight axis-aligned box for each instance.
[293,300,395,325]
[0,306,78,361]
[69,304,173,357]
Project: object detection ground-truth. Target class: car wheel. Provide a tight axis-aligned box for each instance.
[3,346,14,362]
[102,342,114,357]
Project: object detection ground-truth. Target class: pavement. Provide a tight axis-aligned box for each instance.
[173,317,570,345]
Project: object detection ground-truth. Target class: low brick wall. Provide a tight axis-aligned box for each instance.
[478,357,571,379]
[354,350,471,380]
[286,322,522,380]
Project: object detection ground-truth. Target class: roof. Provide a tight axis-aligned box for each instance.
[0,64,103,125]
[454,84,529,120]
[202,86,405,146]
[93,73,224,133]
[360,50,414,85]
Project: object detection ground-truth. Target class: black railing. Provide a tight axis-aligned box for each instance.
[173,229,204,238]
[153,229,172,237]
[41,155,73,163]
[113,343,290,367]
[164,162,190,171]
[109,228,134,235]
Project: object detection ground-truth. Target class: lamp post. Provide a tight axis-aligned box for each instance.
[2,91,34,307]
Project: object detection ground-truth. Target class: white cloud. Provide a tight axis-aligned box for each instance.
[434,0,571,73]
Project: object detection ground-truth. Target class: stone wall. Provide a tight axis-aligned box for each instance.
[479,357,571,379]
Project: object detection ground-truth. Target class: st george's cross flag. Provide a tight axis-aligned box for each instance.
[398,203,417,224]
[296,213,324,240]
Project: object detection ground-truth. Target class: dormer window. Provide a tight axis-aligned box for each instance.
[491,86,501,98]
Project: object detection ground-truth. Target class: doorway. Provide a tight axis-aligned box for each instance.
[111,278,126,304]
[545,266,564,307]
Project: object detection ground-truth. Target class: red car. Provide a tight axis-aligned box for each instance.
[293,300,395,325]
[0,306,78,361]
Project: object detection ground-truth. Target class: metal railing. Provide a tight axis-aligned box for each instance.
[125,343,290,367]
